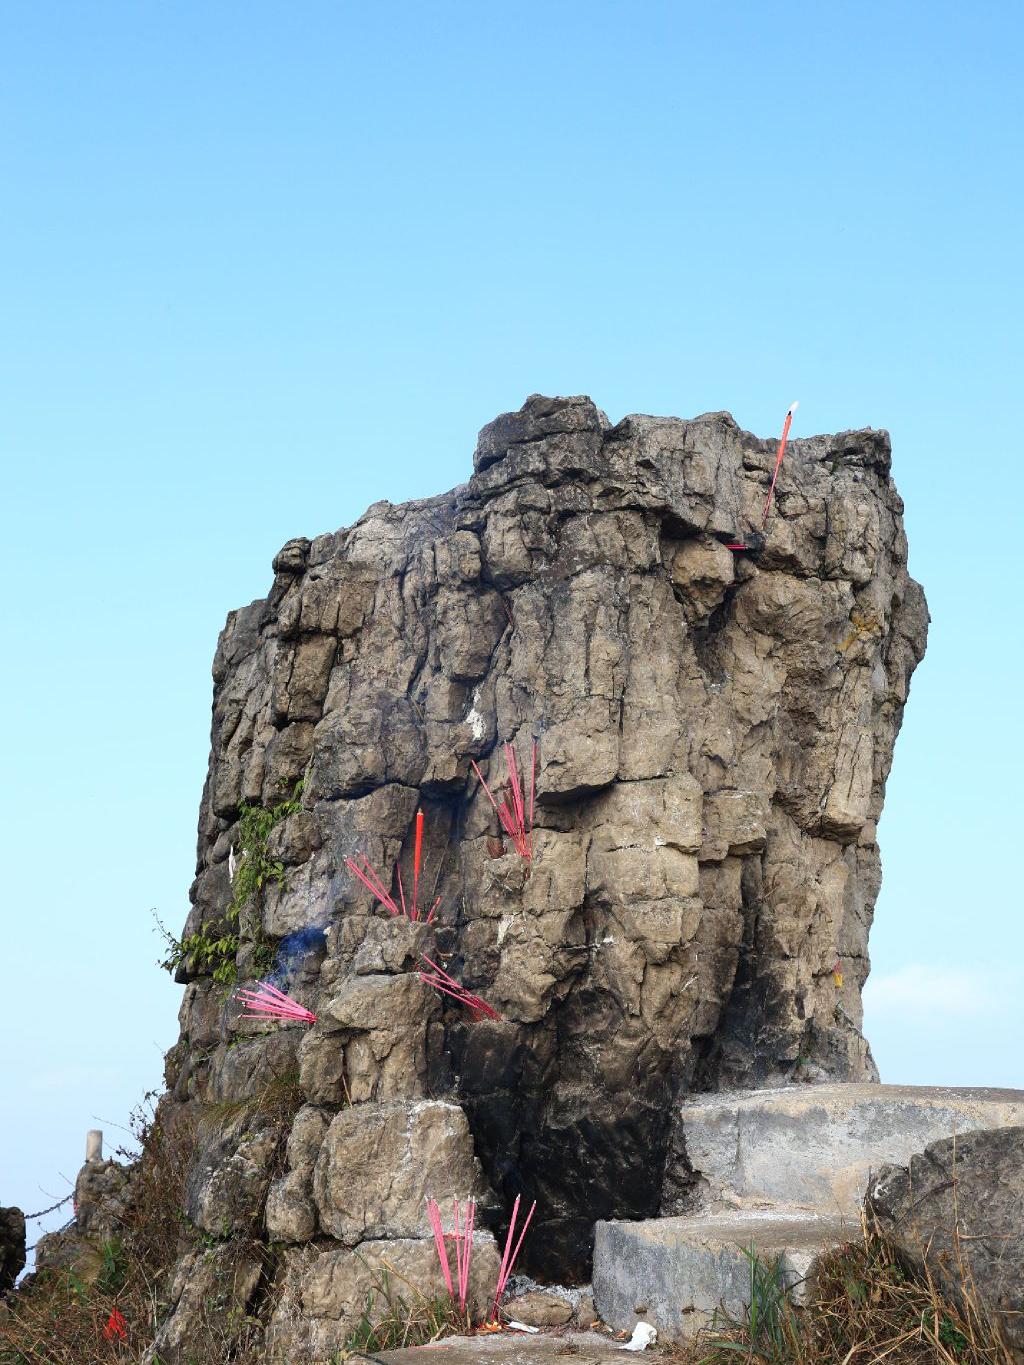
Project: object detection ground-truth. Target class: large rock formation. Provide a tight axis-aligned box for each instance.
[160,394,926,1355]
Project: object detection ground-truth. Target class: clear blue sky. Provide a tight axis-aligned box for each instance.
[3,1,1022,1256]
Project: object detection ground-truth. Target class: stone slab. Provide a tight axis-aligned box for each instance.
[362,1328,636,1362]
[593,1209,852,1342]
[669,1083,1024,1216]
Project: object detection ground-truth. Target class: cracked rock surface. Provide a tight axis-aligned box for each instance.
[159,394,926,1356]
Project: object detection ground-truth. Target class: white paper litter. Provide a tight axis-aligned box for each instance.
[619,1321,657,1351]
[506,1320,541,1334]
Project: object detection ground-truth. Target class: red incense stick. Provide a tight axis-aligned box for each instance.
[413,810,424,921]
[346,811,440,922]
[471,739,538,861]
[761,400,799,530]
[419,954,501,1020]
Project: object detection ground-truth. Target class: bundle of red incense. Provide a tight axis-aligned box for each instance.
[419,955,500,1020]
[236,980,317,1025]
[345,810,440,922]
[471,739,537,861]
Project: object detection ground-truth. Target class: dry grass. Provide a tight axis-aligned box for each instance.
[0,1096,195,1363]
[0,1075,303,1365]
[342,1259,470,1354]
[665,1224,1014,1365]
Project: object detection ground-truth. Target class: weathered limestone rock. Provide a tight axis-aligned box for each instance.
[0,1207,25,1292]
[145,1242,264,1365]
[265,1233,501,1361]
[74,1159,131,1240]
[505,1289,574,1327]
[314,971,441,1102]
[867,1125,1024,1361]
[265,1105,329,1243]
[154,393,926,1345]
[181,1105,285,1240]
[314,1100,488,1244]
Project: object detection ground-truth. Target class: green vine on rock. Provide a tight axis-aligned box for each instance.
[229,779,304,920]
[157,780,305,986]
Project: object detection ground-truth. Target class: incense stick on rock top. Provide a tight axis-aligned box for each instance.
[761,400,799,530]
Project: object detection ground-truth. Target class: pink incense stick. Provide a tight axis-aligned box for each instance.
[236,981,317,1025]
[427,1198,476,1312]
[490,1194,537,1322]
[459,1198,475,1310]
[471,739,538,861]
[419,954,501,1020]
[427,1199,454,1298]
[453,1198,475,1311]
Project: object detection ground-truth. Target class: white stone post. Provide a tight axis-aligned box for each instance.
[85,1129,103,1163]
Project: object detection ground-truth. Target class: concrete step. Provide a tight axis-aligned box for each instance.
[664,1083,1024,1217]
[593,1209,852,1342]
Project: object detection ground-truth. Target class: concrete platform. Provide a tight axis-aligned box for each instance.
[669,1084,1024,1216]
[360,1329,639,1361]
[593,1209,852,1341]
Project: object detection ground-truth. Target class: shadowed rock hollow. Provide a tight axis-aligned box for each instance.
[161,395,927,1357]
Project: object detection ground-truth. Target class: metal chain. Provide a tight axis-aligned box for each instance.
[25,1217,75,1255]
[23,1193,75,1220]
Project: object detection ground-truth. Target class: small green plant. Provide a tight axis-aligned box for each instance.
[343,1263,466,1353]
[229,780,304,919]
[155,780,304,986]
[923,1308,970,1355]
[155,914,240,985]
[705,1245,801,1363]
[250,935,278,978]
[95,1238,127,1294]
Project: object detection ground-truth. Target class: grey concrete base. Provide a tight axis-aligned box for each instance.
[668,1084,1024,1217]
[593,1210,852,1342]
[595,1083,1024,1345]
[363,1329,634,1362]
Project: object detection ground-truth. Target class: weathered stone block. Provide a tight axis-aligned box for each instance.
[593,1211,849,1341]
[663,1083,1024,1217]
[266,1234,501,1362]
[868,1125,1024,1361]
[313,1101,486,1244]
